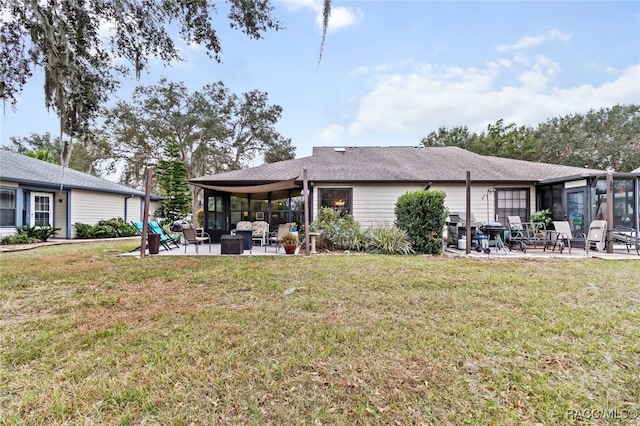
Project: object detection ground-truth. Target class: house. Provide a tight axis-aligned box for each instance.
[190,146,639,243]
[0,150,161,239]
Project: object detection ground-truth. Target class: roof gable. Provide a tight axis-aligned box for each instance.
[191,146,605,184]
[0,150,146,196]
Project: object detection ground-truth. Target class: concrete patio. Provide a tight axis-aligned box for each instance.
[444,244,640,260]
[121,240,296,257]
[1,237,638,260]
[122,241,639,259]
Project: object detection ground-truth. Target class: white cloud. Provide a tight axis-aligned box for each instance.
[316,6,362,32]
[516,55,561,91]
[317,123,346,144]
[497,29,572,52]
[279,0,317,11]
[314,29,638,147]
[279,0,361,32]
[318,63,640,145]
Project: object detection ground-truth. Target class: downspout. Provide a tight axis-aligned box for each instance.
[124,194,134,222]
[15,188,25,228]
[636,176,640,234]
[606,171,614,253]
[65,191,71,239]
[60,191,71,240]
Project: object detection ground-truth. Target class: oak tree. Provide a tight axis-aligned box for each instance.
[0,0,282,163]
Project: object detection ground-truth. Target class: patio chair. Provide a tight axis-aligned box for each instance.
[131,220,145,236]
[586,220,607,253]
[612,227,640,256]
[507,216,526,251]
[235,221,253,233]
[252,220,269,247]
[545,221,586,253]
[181,225,211,254]
[131,220,170,252]
[148,220,180,250]
[269,223,292,253]
[507,215,547,252]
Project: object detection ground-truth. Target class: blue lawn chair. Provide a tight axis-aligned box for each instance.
[148,220,180,250]
[131,220,166,252]
[131,220,177,251]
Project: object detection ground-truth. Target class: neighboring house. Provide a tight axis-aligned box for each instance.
[190,146,639,242]
[0,150,161,239]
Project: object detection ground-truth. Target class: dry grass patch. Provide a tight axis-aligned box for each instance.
[1,241,639,425]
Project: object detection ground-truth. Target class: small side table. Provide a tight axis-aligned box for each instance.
[220,235,243,255]
[307,232,321,254]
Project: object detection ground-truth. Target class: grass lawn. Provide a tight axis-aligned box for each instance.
[1,240,639,425]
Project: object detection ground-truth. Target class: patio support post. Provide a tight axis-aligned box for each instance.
[303,168,310,256]
[606,170,614,253]
[141,167,153,258]
[466,171,471,254]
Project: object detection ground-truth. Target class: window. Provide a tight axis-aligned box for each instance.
[495,188,529,225]
[249,198,268,221]
[1,189,16,227]
[318,188,352,214]
[593,178,636,228]
[206,195,224,229]
[33,195,51,226]
[269,193,304,231]
[230,195,249,225]
[538,184,564,221]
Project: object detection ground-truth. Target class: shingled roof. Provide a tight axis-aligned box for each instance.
[191,146,605,185]
[0,150,146,196]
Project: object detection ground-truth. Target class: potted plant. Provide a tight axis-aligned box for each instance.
[530,209,553,229]
[280,232,298,254]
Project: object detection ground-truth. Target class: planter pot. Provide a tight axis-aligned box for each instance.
[283,244,297,254]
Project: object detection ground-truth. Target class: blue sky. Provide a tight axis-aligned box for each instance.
[1,1,639,161]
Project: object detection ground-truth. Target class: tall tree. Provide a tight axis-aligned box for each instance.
[483,119,537,161]
[535,104,640,172]
[5,132,108,175]
[419,104,639,171]
[102,78,295,209]
[1,0,282,153]
[156,137,192,222]
[421,125,480,150]
[421,120,536,160]
[25,148,58,164]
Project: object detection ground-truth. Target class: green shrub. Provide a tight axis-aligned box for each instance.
[368,227,415,255]
[310,207,361,251]
[14,225,60,242]
[348,227,373,252]
[74,218,137,239]
[395,190,448,255]
[74,223,96,239]
[195,208,204,228]
[1,233,38,245]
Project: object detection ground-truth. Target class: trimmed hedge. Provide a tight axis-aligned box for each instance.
[395,190,447,255]
[74,218,137,239]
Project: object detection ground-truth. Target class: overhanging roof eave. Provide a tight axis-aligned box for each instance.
[190,177,301,194]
